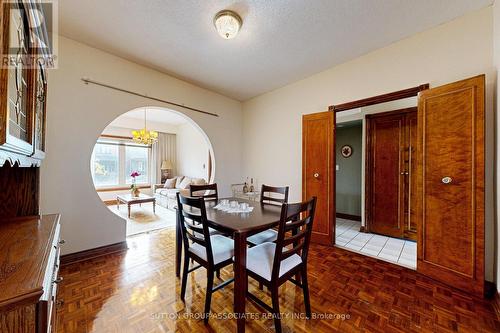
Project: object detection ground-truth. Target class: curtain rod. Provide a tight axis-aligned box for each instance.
[81,78,219,117]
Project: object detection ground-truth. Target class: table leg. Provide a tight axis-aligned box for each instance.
[234,232,248,333]
[117,199,119,210]
[128,204,131,218]
[153,201,156,214]
[175,208,182,277]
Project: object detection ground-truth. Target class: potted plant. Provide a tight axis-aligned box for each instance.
[130,171,141,197]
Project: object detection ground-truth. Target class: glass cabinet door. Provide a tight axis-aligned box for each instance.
[1,1,34,155]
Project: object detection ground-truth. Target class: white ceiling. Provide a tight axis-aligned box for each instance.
[59,0,493,101]
[111,108,188,126]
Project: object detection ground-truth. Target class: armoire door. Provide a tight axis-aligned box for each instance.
[366,112,405,238]
[416,75,485,296]
[302,111,335,245]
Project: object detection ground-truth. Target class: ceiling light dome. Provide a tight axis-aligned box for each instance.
[214,10,242,39]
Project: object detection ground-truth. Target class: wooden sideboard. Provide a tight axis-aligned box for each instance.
[0,214,62,333]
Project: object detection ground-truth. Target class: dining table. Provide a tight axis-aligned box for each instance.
[175,197,283,333]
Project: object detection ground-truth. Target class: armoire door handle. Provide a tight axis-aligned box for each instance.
[313,173,320,179]
[441,176,452,184]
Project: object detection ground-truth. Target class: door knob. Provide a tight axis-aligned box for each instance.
[441,177,452,184]
[313,173,320,178]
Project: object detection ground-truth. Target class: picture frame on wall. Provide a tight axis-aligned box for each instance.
[341,145,353,158]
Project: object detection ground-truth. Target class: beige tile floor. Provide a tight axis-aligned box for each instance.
[335,218,416,269]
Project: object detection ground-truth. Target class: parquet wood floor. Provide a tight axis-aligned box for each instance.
[57,228,500,333]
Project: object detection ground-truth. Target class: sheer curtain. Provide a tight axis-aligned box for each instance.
[150,132,176,184]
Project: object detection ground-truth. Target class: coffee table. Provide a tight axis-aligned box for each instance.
[116,193,156,218]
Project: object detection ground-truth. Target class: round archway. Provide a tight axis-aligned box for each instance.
[90,106,215,236]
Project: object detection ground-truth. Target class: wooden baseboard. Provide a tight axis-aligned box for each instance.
[60,241,128,265]
[486,281,500,320]
[336,212,361,221]
[103,199,118,206]
[359,226,366,233]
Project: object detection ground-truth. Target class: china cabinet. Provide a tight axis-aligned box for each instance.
[0,1,61,332]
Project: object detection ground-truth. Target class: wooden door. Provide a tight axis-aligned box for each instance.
[302,111,335,245]
[417,75,485,296]
[366,112,405,238]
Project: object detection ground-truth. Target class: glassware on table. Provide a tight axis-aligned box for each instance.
[240,202,249,211]
[230,201,238,208]
[220,199,229,206]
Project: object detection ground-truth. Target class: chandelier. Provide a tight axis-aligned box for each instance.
[132,108,158,145]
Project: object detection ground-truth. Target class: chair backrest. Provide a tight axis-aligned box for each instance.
[271,197,317,280]
[260,184,289,205]
[190,183,218,201]
[176,193,214,264]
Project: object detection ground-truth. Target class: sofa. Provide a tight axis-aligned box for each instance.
[153,176,207,209]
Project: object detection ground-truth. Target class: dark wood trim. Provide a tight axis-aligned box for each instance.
[329,84,429,113]
[60,241,128,266]
[335,212,361,222]
[96,185,150,192]
[359,226,366,233]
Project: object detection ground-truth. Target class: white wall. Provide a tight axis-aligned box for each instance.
[41,36,243,255]
[176,122,210,180]
[242,7,496,281]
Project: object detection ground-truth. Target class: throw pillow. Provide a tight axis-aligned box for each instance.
[163,178,176,189]
[178,177,192,190]
[175,176,185,189]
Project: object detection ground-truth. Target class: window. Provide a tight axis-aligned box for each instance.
[91,139,150,189]
[125,146,149,184]
[91,143,119,187]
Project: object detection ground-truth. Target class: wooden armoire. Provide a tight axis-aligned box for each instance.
[303,75,486,296]
[0,1,62,332]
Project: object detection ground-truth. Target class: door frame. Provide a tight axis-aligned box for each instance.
[330,84,429,245]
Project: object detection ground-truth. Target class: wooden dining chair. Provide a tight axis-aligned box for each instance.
[245,197,317,333]
[247,185,290,246]
[190,183,218,201]
[177,193,235,324]
[189,183,226,278]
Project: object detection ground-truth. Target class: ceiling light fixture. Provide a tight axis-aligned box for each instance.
[214,10,242,39]
[132,108,158,145]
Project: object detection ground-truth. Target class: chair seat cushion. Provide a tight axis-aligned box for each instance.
[246,242,302,281]
[194,227,223,238]
[189,235,234,264]
[247,229,278,245]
